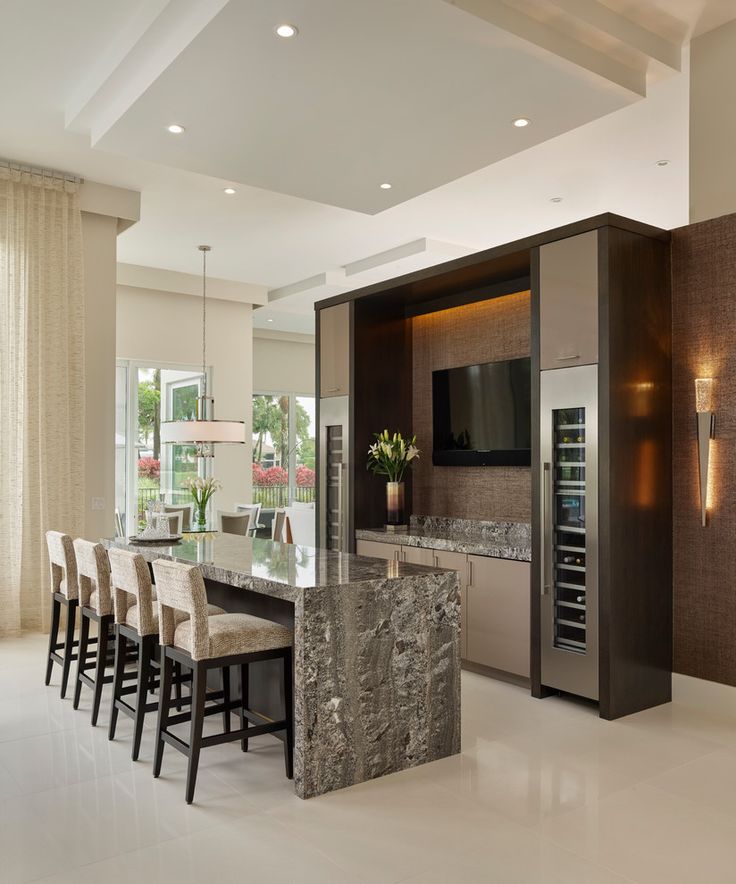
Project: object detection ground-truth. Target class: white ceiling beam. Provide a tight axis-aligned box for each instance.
[66,0,230,144]
[268,271,350,304]
[117,262,268,306]
[344,238,475,278]
[545,0,681,71]
[445,0,646,95]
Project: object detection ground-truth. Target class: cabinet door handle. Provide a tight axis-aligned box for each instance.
[543,462,553,596]
[467,559,473,587]
[555,353,580,362]
[325,386,340,393]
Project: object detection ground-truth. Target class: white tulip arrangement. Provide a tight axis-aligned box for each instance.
[367,430,420,482]
[182,475,222,528]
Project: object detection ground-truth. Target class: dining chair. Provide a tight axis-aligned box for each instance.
[164,504,192,532]
[218,511,251,536]
[272,508,286,542]
[235,503,260,534]
[165,512,183,535]
[284,506,316,547]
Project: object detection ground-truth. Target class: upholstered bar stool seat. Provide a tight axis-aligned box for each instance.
[152,558,294,804]
[173,613,292,659]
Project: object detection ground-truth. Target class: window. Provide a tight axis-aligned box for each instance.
[116,361,209,534]
[252,393,315,509]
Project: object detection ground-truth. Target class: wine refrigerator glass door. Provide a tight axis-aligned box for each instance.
[540,364,598,701]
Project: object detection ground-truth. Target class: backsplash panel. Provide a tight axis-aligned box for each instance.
[411,291,531,522]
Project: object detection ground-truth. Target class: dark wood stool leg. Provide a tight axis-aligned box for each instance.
[90,617,109,726]
[239,663,249,752]
[132,637,152,761]
[185,662,207,805]
[174,661,182,711]
[222,665,231,733]
[108,629,126,740]
[283,648,294,780]
[60,600,77,699]
[45,596,61,685]
[73,611,91,710]
[153,652,173,778]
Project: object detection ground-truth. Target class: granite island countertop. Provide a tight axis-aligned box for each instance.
[104,532,452,601]
[356,515,531,562]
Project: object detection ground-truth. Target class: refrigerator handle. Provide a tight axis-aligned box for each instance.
[543,462,553,596]
[336,462,344,552]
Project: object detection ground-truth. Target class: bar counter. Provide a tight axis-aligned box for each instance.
[103,533,461,798]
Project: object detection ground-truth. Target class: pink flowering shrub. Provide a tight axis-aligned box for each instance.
[138,457,160,480]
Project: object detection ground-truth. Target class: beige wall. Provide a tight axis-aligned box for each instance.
[690,19,736,222]
[82,212,119,539]
[253,331,315,394]
[117,285,253,512]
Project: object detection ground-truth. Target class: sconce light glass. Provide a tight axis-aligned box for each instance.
[695,378,715,527]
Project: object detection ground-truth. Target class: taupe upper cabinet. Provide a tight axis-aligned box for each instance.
[319,302,350,397]
[539,230,598,369]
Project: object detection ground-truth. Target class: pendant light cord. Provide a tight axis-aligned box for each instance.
[202,247,207,395]
[198,244,211,417]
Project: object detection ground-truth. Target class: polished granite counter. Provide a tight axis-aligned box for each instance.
[103,534,461,799]
[356,515,531,562]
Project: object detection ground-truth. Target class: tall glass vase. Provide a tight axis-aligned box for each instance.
[385,481,405,530]
[194,501,207,531]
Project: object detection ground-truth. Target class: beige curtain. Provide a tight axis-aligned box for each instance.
[0,167,85,636]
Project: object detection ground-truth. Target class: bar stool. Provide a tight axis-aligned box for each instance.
[151,558,294,804]
[108,548,225,761]
[72,539,126,725]
[45,531,88,698]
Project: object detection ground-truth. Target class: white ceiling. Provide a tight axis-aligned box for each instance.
[0,0,733,334]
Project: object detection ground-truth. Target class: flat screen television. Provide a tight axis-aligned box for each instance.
[432,357,531,466]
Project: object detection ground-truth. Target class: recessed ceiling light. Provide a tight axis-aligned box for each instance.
[655,159,669,167]
[380,182,392,190]
[513,117,531,128]
[167,124,185,134]
[550,197,563,203]
[266,318,274,322]
[223,187,236,194]
[275,23,298,37]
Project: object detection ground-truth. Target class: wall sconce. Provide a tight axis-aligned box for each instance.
[695,378,715,527]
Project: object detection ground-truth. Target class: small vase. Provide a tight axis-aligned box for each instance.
[195,503,207,531]
[385,481,405,530]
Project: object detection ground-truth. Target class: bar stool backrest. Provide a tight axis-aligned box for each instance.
[109,547,157,635]
[73,538,112,616]
[45,531,79,600]
[152,559,210,659]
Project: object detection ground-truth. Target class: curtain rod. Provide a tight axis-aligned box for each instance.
[0,158,83,184]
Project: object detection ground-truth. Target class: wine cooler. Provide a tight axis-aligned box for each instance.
[318,395,350,551]
[540,364,598,701]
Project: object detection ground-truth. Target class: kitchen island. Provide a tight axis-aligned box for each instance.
[103,533,460,799]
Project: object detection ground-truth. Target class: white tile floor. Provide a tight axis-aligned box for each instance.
[4,633,736,883]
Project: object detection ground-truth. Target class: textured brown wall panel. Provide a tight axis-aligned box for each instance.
[412,292,531,522]
[672,214,736,685]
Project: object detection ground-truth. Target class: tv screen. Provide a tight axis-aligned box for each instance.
[432,357,531,466]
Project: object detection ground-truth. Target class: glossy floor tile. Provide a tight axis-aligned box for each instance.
[3,633,736,883]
